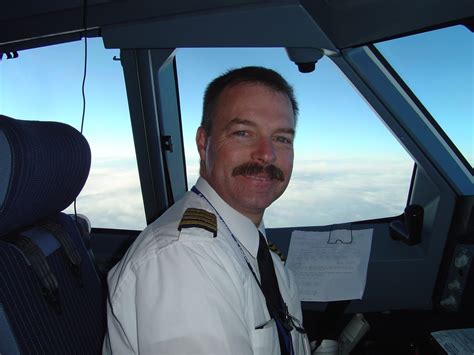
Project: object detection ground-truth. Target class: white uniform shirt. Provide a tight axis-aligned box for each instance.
[103,178,310,354]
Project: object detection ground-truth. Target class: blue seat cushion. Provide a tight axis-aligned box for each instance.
[0,212,105,354]
[0,115,91,236]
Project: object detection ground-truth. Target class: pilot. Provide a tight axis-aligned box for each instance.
[103,66,311,354]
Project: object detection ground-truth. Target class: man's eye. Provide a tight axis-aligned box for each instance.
[233,131,249,137]
[275,136,292,144]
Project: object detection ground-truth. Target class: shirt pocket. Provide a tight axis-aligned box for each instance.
[251,319,279,355]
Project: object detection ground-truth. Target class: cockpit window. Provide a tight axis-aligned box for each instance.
[375,25,473,171]
[0,38,147,230]
[176,48,414,228]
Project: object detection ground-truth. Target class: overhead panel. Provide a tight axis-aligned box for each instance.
[102,3,337,51]
[0,0,294,50]
[302,0,474,49]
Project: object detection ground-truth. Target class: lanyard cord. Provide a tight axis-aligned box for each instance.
[191,186,305,335]
[191,187,262,285]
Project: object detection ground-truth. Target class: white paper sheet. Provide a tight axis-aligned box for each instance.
[286,229,373,302]
[431,328,474,355]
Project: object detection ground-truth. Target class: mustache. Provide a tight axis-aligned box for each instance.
[232,162,285,181]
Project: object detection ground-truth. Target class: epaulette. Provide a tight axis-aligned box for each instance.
[178,208,217,238]
[268,241,286,262]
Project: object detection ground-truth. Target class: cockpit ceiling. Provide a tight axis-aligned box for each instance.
[1,0,473,51]
[302,0,474,47]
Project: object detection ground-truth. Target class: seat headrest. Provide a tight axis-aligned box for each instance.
[0,115,91,237]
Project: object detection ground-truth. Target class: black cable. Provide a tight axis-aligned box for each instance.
[80,0,88,135]
[74,0,88,220]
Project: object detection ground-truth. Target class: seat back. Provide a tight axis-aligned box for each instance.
[0,115,105,354]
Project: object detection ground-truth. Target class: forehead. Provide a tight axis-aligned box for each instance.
[212,82,295,127]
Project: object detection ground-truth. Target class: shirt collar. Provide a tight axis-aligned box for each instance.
[195,177,265,258]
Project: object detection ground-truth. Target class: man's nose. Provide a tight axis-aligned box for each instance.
[251,137,276,164]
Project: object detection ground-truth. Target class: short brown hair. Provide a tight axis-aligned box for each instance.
[201,66,298,135]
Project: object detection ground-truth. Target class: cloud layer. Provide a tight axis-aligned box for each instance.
[67,156,413,230]
[65,158,147,230]
[265,157,413,227]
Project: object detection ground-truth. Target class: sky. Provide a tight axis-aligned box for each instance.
[375,25,473,164]
[0,25,471,230]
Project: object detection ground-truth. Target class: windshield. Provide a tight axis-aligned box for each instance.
[176,48,414,227]
[375,25,473,171]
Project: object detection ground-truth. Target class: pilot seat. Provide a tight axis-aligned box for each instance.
[0,115,105,354]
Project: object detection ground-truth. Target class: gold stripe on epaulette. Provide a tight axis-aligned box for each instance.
[178,208,217,238]
[268,242,286,262]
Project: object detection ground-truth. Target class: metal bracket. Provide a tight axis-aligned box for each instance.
[161,135,173,152]
[439,245,473,311]
[0,51,19,61]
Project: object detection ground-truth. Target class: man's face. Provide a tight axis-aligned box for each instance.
[197,82,295,224]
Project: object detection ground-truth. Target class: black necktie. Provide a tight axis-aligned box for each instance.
[257,232,292,355]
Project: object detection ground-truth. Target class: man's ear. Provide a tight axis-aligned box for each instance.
[196,126,208,161]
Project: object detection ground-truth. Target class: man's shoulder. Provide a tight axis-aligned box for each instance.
[107,192,222,293]
[115,192,218,266]
[156,191,218,241]
[177,207,217,238]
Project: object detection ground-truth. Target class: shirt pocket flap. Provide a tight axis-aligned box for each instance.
[252,319,278,355]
